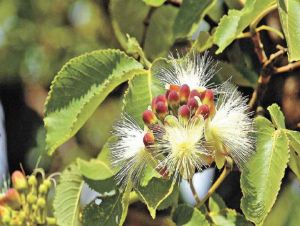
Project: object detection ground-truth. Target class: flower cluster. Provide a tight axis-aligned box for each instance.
[0,170,56,226]
[110,53,254,186]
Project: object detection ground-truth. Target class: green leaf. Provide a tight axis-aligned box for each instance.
[143,0,166,7]
[123,59,165,127]
[207,0,225,23]
[123,72,152,126]
[135,177,176,218]
[286,130,300,155]
[82,184,131,226]
[139,164,161,187]
[216,61,257,88]
[172,204,209,226]
[285,130,300,180]
[241,116,290,225]
[209,193,227,213]
[264,182,300,226]
[78,159,115,181]
[78,158,117,194]
[192,31,214,53]
[267,104,286,129]
[44,49,143,155]
[214,0,276,54]
[173,0,213,39]
[277,0,300,62]
[110,0,148,49]
[110,0,178,59]
[210,208,252,226]
[53,164,83,226]
[144,5,178,59]
[288,149,300,180]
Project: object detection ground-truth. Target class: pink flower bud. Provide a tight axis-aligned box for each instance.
[167,90,180,108]
[196,104,210,119]
[187,97,199,114]
[0,189,21,209]
[155,101,168,120]
[12,171,27,191]
[189,89,202,100]
[179,84,190,104]
[143,132,155,146]
[142,110,157,125]
[178,105,190,120]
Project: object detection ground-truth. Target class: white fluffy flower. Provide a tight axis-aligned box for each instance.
[154,116,211,180]
[110,115,150,186]
[155,52,217,90]
[205,83,254,168]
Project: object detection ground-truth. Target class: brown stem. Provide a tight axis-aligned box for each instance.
[251,32,267,64]
[274,61,300,74]
[141,7,156,48]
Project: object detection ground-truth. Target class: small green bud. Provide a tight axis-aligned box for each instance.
[37,198,46,208]
[27,193,37,204]
[43,179,52,189]
[38,184,48,194]
[28,175,37,186]
[164,115,179,127]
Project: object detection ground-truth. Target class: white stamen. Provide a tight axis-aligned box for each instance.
[155,51,217,90]
[110,114,148,186]
[208,82,255,167]
[154,117,210,180]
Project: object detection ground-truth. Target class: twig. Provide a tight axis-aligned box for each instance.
[141,7,156,49]
[256,25,284,39]
[251,32,267,64]
[195,166,231,208]
[274,61,300,74]
[263,46,287,68]
[250,4,277,31]
[189,179,201,205]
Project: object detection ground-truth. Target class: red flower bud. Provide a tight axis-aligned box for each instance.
[203,89,214,102]
[12,171,27,191]
[189,89,202,100]
[155,101,168,120]
[156,95,167,105]
[143,132,155,146]
[179,84,190,104]
[167,90,180,108]
[142,110,157,125]
[187,97,199,114]
[151,97,157,112]
[196,104,210,119]
[169,84,180,92]
[178,105,190,120]
[0,189,21,209]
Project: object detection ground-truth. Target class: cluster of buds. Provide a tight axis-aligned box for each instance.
[143,84,215,126]
[0,170,56,226]
[142,84,216,179]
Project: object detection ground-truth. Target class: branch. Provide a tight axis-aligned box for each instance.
[274,61,300,74]
[141,7,156,49]
[251,31,267,64]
